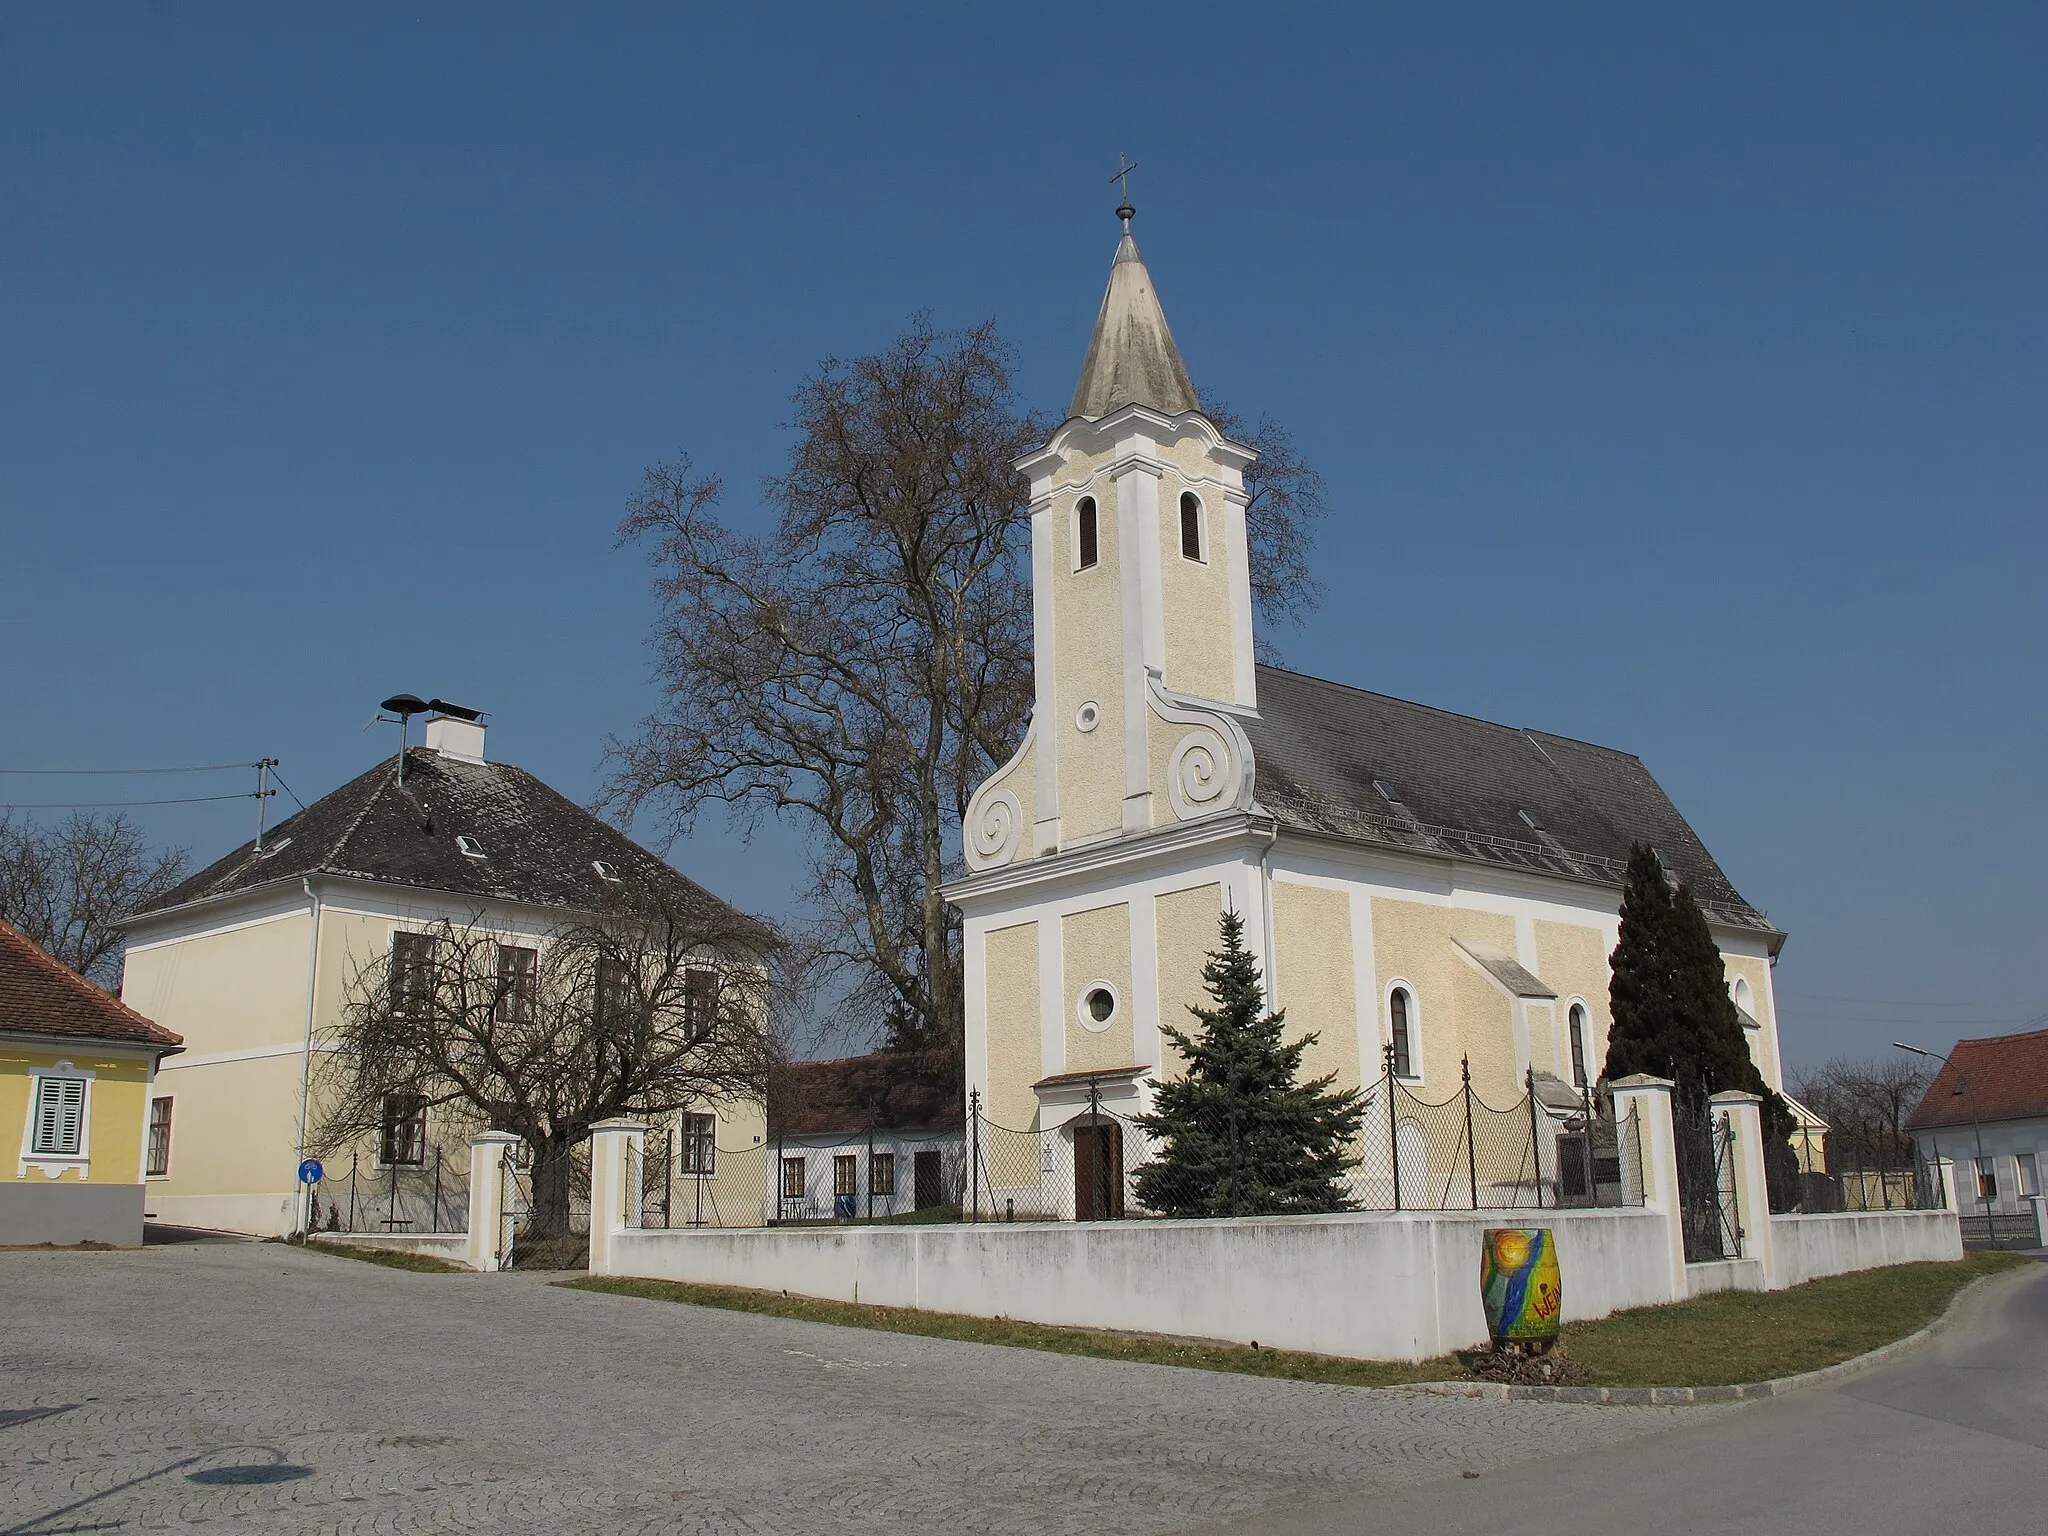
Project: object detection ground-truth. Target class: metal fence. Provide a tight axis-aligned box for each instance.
[1766,1125,1945,1215]
[1674,1096,1742,1262]
[623,1123,969,1230]
[971,1059,1645,1222]
[307,1145,467,1236]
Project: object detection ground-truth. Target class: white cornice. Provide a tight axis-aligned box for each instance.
[943,811,1277,911]
[1016,406,1256,480]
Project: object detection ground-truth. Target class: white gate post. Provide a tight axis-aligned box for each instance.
[1711,1090,1777,1287]
[1609,1075,1684,1302]
[587,1118,646,1276]
[467,1131,522,1272]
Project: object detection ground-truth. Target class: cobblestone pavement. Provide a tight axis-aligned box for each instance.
[1,1241,1734,1535]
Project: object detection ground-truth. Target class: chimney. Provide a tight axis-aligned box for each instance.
[424,703,487,761]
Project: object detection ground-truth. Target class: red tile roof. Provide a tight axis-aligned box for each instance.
[0,918,183,1053]
[1905,1028,2048,1131]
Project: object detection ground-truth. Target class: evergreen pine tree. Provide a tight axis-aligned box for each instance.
[1133,910,1364,1217]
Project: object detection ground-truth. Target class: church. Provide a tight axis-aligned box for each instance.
[944,199,1786,1210]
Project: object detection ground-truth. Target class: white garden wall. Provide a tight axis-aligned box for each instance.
[603,1206,1679,1362]
[1768,1210,1962,1289]
[308,1231,470,1265]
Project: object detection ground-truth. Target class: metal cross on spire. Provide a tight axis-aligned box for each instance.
[1109,153,1138,227]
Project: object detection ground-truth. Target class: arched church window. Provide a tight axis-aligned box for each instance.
[1076,497,1098,570]
[1389,986,1416,1079]
[1179,492,1203,561]
[1568,1002,1589,1088]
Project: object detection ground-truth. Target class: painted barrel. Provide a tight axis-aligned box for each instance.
[1480,1227,1562,1347]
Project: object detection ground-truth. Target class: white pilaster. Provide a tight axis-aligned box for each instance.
[466,1131,522,1272]
[1029,498,1060,854]
[1115,453,1161,832]
[587,1118,646,1276]
[1711,1091,1777,1286]
[1608,1076,1686,1303]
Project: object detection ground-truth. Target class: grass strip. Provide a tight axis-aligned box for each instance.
[563,1250,2030,1389]
[559,1275,1453,1386]
[1557,1249,2028,1386]
[291,1238,469,1274]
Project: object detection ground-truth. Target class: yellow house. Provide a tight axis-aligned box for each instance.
[2,916,183,1246]
[945,202,1791,1216]
[119,706,770,1237]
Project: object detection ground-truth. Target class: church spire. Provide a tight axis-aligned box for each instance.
[1068,193,1200,421]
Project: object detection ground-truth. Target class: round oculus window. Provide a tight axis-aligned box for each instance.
[1077,983,1118,1031]
[1075,700,1100,733]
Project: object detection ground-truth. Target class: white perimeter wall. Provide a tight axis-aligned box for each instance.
[1769,1211,1963,1290]
[605,1206,1678,1362]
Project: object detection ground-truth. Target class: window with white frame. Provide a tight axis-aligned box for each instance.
[146,1096,173,1177]
[680,1112,715,1174]
[31,1072,88,1158]
[871,1150,896,1196]
[1388,985,1419,1080]
[1179,491,1204,561]
[2017,1152,2040,1199]
[1075,496,1099,570]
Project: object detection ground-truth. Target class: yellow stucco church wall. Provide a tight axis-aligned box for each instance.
[1152,884,1222,1078]
[1271,882,1362,1097]
[1534,920,1616,1080]
[1370,899,1518,1102]
[1154,470,1237,706]
[1061,904,1133,1074]
[1051,475,1126,842]
[2,1047,152,1185]
[984,922,1042,1130]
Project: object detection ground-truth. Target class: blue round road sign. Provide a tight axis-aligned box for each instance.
[298,1158,324,1185]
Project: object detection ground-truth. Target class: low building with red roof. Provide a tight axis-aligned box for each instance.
[1906,1027,2048,1246]
[2,916,183,1246]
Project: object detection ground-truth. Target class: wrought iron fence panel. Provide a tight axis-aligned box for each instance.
[1674,1095,1741,1262]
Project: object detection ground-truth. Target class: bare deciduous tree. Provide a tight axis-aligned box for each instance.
[1790,1055,1934,1174]
[608,318,1327,1054]
[0,812,188,988]
[312,900,779,1245]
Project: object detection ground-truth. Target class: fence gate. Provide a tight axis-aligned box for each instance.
[499,1144,532,1267]
[1674,1095,1741,1262]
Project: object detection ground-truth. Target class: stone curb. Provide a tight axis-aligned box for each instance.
[1396,1267,2025,1406]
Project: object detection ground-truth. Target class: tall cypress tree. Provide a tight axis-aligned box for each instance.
[1606,843,1799,1171]
[1133,910,1363,1217]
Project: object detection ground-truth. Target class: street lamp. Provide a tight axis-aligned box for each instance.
[1895,1041,1998,1249]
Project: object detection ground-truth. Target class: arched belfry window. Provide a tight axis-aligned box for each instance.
[1076,497,1099,570]
[1389,986,1416,1079]
[1568,1002,1589,1088]
[1179,491,1203,561]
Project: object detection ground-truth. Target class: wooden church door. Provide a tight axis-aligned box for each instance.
[1073,1121,1124,1220]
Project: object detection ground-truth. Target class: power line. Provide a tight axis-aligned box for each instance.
[0,793,255,810]
[0,761,258,777]
[269,770,308,814]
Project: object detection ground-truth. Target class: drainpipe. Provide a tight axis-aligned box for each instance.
[1256,816,1280,1001]
[292,876,323,1234]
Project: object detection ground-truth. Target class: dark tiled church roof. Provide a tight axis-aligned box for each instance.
[0,917,183,1051]
[140,748,768,942]
[1243,666,1774,936]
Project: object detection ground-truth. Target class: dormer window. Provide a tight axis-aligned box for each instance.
[592,860,622,883]
[455,835,486,859]
[1371,779,1402,804]
[1179,492,1204,561]
[1076,497,1099,570]
[1516,809,1542,833]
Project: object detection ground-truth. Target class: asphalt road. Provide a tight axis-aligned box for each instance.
[1216,1259,2048,1536]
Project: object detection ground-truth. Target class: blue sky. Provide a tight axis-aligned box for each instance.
[3,4,2042,1069]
